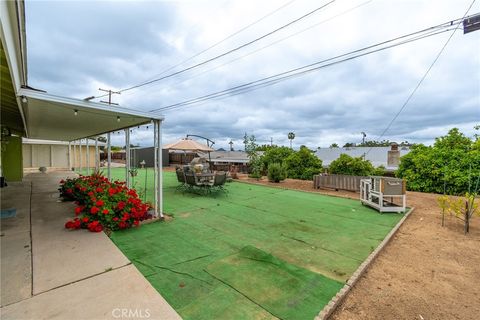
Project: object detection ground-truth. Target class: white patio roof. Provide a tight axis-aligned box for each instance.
[18,88,164,141]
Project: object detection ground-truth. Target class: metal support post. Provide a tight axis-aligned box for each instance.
[153,121,158,217]
[157,120,163,218]
[86,138,90,175]
[125,129,130,188]
[79,139,83,173]
[107,133,111,181]
[95,137,99,171]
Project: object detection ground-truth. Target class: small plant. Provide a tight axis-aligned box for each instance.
[267,162,286,183]
[437,195,450,227]
[129,168,138,177]
[436,193,480,234]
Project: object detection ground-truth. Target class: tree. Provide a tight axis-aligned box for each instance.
[328,154,375,176]
[329,143,339,148]
[397,128,479,195]
[288,132,295,149]
[259,146,293,171]
[244,134,263,178]
[284,146,322,180]
[343,142,356,148]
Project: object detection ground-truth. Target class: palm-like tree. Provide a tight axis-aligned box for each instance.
[288,132,295,149]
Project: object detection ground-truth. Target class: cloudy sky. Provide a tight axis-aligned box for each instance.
[26,0,479,149]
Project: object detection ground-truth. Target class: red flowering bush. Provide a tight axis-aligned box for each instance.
[59,172,152,232]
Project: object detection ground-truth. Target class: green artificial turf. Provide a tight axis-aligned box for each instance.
[82,168,404,319]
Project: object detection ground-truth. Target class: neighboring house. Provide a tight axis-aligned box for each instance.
[315,145,411,172]
[199,151,262,173]
[22,138,106,171]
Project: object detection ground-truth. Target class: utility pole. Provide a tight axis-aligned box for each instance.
[270,137,273,146]
[99,88,121,105]
[361,132,366,145]
[229,140,234,151]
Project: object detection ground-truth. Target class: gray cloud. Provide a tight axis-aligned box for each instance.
[26,0,480,149]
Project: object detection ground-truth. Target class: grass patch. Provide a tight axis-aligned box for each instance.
[82,168,403,319]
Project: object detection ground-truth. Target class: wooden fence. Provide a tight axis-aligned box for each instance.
[313,174,367,192]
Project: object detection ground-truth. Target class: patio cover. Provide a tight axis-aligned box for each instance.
[164,138,214,152]
[18,88,163,141]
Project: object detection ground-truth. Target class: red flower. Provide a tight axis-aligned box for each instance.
[102,209,109,215]
[66,188,73,194]
[65,221,74,229]
[82,217,89,223]
[88,191,94,196]
[96,187,103,193]
[134,220,139,226]
[60,179,65,184]
[113,217,119,221]
[117,201,126,210]
[96,200,104,207]
[90,206,99,214]
[74,207,81,215]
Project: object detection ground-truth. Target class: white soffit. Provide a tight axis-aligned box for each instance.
[18,88,164,141]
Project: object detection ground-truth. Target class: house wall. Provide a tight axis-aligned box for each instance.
[1,135,23,181]
[23,144,97,169]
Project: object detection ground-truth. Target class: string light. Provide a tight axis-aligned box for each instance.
[74,109,78,116]
[117,116,120,122]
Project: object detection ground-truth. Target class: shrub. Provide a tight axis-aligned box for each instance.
[267,163,286,182]
[397,128,480,195]
[59,172,152,232]
[260,146,294,171]
[328,154,374,176]
[284,146,323,180]
[372,165,386,176]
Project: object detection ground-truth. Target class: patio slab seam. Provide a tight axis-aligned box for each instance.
[315,207,415,320]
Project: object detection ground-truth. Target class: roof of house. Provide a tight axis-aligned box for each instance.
[198,151,262,164]
[315,146,411,170]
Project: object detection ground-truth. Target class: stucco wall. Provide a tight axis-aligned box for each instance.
[1,135,23,181]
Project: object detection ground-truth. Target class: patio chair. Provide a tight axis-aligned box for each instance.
[211,172,227,193]
[175,168,187,191]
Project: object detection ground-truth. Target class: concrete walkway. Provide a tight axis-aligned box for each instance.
[1,171,181,320]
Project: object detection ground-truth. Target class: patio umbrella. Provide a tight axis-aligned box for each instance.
[164,138,214,164]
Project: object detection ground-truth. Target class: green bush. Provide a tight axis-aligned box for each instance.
[267,163,286,182]
[372,165,386,176]
[328,154,375,176]
[260,146,294,171]
[284,146,323,180]
[397,128,480,195]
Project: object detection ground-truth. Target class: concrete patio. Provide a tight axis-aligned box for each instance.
[0,171,181,320]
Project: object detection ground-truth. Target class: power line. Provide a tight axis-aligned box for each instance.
[154,28,455,112]
[365,0,477,155]
[149,17,464,113]
[119,0,373,100]
[94,0,336,98]
[156,28,455,112]
[139,0,298,85]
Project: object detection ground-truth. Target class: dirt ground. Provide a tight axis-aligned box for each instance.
[237,174,480,320]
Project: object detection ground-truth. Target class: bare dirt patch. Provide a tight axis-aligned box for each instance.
[237,174,480,320]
